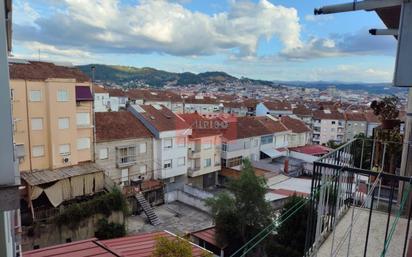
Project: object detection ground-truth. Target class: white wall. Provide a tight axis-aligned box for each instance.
[94,93,110,112]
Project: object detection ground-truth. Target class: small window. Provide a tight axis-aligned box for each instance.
[76,112,90,126]
[77,138,90,150]
[31,118,43,130]
[139,143,146,154]
[32,145,45,157]
[99,148,108,159]
[222,143,227,152]
[58,117,70,129]
[163,159,172,169]
[204,158,211,167]
[177,157,185,166]
[331,121,336,125]
[140,165,147,174]
[30,90,41,102]
[59,144,71,155]
[121,168,129,182]
[203,140,212,150]
[57,89,69,101]
[164,138,173,149]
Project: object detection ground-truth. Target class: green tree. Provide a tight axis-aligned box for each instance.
[152,236,213,257]
[205,159,273,256]
[266,195,309,257]
[95,218,126,240]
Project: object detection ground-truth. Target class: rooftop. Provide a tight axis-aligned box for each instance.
[9,61,90,82]
[313,109,345,120]
[95,111,153,142]
[135,105,190,132]
[262,101,292,111]
[280,116,311,133]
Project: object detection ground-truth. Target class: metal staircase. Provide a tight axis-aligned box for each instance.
[134,193,161,226]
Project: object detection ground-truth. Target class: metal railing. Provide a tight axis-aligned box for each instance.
[305,137,412,257]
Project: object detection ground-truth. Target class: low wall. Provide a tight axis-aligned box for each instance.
[165,185,213,213]
[21,211,124,252]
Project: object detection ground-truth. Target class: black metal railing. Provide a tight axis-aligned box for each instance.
[304,138,412,257]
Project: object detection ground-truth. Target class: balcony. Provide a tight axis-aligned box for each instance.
[188,148,201,159]
[305,138,411,257]
[188,166,201,177]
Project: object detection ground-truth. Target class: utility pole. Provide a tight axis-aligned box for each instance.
[91,66,96,162]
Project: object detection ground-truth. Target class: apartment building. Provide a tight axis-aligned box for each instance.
[93,85,110,112]
[107,88,128,111]
[179,113,222,189]
[364,111,380,137]
[221,116,289,170]
[256,101,293,117]
[312,109,345,145]
[292,104,313,127]
[280,116,311,147]
[344,111,367,141]
[9,61,94,172]
[95,111,154,186]
[183,96,220,114]
[222,102,248,116]
[127,89,183,113]
[129,104,191,190]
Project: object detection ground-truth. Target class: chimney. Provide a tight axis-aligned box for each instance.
[284,159,289,174]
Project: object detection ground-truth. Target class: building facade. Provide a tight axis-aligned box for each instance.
[312,109,345,145]
[10,61,94,172]
[95,111,154,186]
[344,111,367,141]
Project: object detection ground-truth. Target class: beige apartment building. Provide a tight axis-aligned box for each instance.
[9,61,94,172]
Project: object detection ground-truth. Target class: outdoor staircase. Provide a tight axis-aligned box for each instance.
[134,193,161,226]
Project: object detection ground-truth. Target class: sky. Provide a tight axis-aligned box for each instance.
[12,0,398,83]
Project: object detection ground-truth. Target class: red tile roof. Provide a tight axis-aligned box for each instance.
[345,112,367,122]
[24,238,116,257]
[270,188,309,197]
[191,227,224,249]
[24,231,210,257]
[100,231,208,257]
[256,116,289,133]
[107,88,127,97]
[293,105,312,116]
[93,85,108,94]
[289,145,331,156]
[138,105,190,132]
[184,96,218,104]
[364,111,380,123]
[262,101,292,111]
[96,111,153,142]
[280,116,311,133]
[127,89,181,102]
[313,109,344,120]
[178,113,222,138]
[9,61,90,82]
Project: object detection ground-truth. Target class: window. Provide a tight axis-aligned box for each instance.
[228,156,242,167]
[204,158,211,167]
[203,140,212,150]
[139,143,146,154]
[118,146,136,164]
[77,138,90,150]
[57,89,69,101]
[99,148,108,159]
[254,139,259,147]
[164,138,173,149]
[121,168,129,182]
[31,118,43,130]
[222,143,227,152]
[261,135,273,145]
[177,157,185,166]
[59,144,71,155]
[163,159,172,169]
[76,112,90,126]
[58,117,70,129]
[30,90,41,102]
[140,165,147,174]
[32,145,44,157]
[332,121,336,125]
[222,158,226,167]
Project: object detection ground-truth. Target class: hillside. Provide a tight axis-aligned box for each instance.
[77,64,249,87]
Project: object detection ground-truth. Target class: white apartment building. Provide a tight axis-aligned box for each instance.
[312,109,345,145]
[256,101,293,117]
[107,88,128,111]
[280,116,312,147]
[183,96,220,114]
[129,104,191,190]
[179,113,222,189]
[93,85,111,112]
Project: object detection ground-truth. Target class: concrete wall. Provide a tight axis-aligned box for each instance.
[95,137,154,184]
[21,211,124,251]
[345,120,367,141]
[165,185,213,213]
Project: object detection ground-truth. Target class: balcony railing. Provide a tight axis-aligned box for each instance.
[304,137,412,257]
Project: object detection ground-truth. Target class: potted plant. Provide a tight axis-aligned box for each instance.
[370,96,400,129]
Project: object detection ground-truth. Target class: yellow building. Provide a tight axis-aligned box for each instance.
[9,60,94,172]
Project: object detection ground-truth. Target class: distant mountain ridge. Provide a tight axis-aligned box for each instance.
[77,64,270,87]
[77,64,404,94]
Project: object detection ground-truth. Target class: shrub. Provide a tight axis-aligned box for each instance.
[95,218,126,240]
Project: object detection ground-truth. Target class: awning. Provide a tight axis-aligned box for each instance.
[75,86,93,101]
[261,148,283,158]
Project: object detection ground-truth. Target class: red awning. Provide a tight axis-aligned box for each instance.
[76,86,93,101]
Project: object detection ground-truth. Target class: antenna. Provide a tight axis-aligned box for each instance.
[38,49,40,61]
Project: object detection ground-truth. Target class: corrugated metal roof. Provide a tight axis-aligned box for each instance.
[21,163,102,186]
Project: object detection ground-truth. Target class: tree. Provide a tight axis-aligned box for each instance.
[152,236,213,257]
[266,195,309,257]
[326,140,343,149]
[95,218,126,240]
[205,159,273,256]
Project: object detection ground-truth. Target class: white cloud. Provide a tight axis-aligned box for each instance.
[14,0,302,57]
[23,41,93,58]
[304,14,334,22]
